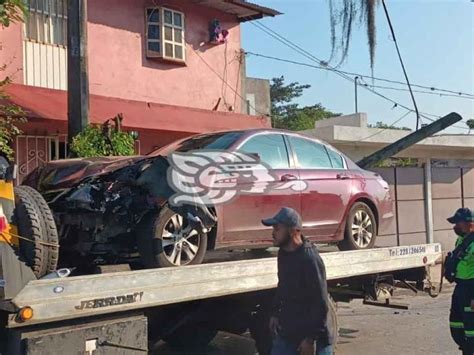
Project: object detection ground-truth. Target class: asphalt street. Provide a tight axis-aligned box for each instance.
[153,284,459,355]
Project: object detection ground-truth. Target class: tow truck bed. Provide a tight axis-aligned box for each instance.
[8,243,442,327]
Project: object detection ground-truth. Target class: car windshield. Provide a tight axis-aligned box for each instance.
[147,131,244,156]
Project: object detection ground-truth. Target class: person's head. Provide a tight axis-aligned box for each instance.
[447,208,474,237]
[261,207,303,248]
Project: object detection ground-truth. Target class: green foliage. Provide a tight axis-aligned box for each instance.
[374,157,418,168]
[0,0,26,27]
[0,0,26,160]
[70,124,136,158]
[270,76,339,131]
[368,121,411,131]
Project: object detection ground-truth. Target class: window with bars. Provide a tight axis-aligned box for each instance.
[146,7,185,62]
[25,0,68,46]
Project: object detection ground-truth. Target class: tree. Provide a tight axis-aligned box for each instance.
[327,0,379,70]
[368,121,411,131]
[0,0,25,27]
[467,119,474,134]
[0,0,27,160]
[270,76,338,131]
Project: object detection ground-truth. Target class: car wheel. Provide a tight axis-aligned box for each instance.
[338,202,377,251]
[14,186,59,277]
[137,206,208,268]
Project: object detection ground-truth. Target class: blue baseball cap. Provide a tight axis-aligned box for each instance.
[447,208,474,224]
[262,207,303,229]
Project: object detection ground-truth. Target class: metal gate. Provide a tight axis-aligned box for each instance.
[15,135,68,184]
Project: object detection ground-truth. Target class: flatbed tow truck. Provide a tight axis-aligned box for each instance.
[2,113,463,354]
[0,241,443,354]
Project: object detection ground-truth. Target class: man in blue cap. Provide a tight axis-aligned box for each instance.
[262,207,332,355]
[447,208,474,355]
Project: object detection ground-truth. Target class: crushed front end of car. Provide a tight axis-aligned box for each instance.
[23,155,217,271]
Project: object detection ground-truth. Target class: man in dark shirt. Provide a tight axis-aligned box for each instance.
[262,207,333,355]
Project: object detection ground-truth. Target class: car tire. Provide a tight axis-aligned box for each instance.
[14,186,59,277]
[137,206,207,268]
[338,202,377,251]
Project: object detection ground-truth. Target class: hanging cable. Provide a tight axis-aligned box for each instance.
[244,51,470,131]
[359,110,412,141]
[250,21,474,98]
[381,0,420,129]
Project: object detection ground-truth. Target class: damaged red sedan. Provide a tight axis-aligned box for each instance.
[24,129,393,270]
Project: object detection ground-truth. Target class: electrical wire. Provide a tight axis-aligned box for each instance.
[359,110,412,141]
[190,46,269,117]
[358,82,474,99]
[245,50,470,131]
[249,21,474,98]
[381,0,420,129]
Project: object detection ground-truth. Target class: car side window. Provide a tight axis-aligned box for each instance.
[239,134,290,169]
[289,136,332,169]
[326,148,345,169]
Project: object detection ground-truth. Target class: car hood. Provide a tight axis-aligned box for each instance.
[23,156,145,192]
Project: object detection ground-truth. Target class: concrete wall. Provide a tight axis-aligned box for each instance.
[0,0,244,113]
[374,167,474,251]
[244,77,271,116]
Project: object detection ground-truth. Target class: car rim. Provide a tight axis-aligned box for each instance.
[351,210,374,248]
[161,214,200,266]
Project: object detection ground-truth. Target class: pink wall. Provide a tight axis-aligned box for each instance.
[0,0,244,113]
[0,22,23,84]
[87,0,244,113]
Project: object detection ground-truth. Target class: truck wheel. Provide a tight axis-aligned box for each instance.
[137,206,207,268]
[338,202,377,251]
[163,325,217,350]
[14,186,59,277]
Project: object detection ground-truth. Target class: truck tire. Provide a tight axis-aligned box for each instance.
[162,325,217,350]
[137,206,207,268]
[338,202,377,251]
[14,186,59,277]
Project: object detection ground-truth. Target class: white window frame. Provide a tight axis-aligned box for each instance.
[145,7,186,63]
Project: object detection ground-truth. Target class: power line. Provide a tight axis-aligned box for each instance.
[381,0,420,129]
[246,20,470,131]
[249,21,474,98]
[359,82,474,99]
[190,47,268,118]
[245,50,470,131]
[360,110,412,141]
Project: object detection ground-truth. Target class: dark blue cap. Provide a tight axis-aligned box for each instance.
[262,207,303,229]
[447,208,474,224]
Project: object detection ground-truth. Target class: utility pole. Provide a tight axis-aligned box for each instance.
[67,0,89,146]
[354,76,359,113]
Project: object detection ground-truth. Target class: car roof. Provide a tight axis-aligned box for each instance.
[207,128,333,149]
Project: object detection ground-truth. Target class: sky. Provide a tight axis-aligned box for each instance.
[242,0,474,133]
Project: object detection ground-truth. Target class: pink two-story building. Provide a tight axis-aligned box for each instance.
[0,0,279,182]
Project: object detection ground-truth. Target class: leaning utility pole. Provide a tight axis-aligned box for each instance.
[67,0,89,145]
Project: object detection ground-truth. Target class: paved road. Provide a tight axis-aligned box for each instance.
[153,285,459,355]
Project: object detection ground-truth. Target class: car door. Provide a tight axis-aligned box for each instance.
[221,133,301,244]
[288,136,352,241]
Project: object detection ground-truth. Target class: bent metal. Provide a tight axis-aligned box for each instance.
[74,292,144,310]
